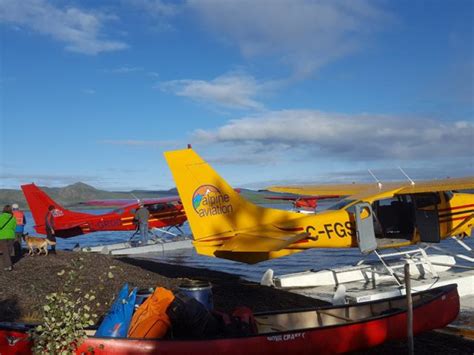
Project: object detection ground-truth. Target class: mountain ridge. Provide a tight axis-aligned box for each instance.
[0,182,180,210]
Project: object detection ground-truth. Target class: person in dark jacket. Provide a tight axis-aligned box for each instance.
[12,203,26,260]
[134,203,150,244]
[45,205,57,254]
[0,205,17,271]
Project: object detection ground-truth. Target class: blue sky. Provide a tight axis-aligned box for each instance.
[1,0,473,190]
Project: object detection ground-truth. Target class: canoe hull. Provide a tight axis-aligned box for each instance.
[0,284,460,354]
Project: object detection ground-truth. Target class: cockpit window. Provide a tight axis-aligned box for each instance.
[148,203,174,212]
[326,199,356,210]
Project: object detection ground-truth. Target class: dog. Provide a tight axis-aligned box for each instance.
[23,234,56,256]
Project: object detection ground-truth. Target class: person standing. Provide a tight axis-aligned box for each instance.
[134,203,150,244]
[45,205,57,254]
[12,203,26,259]
[0,205,17,271]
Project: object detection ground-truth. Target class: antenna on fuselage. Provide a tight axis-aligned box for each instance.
[131,192,141,203]
[398,167,415,186]
[368,169,383,189]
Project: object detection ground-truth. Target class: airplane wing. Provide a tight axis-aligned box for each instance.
[268,177,474,197]
[264,195,340,201]
[394,177,474,195]
[266,183,375,196]
[81,196,181,207]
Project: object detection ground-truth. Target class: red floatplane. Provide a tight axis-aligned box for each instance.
[21,183,187,238]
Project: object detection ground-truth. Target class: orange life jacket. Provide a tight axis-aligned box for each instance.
[128,287,175,339]
[13,210,24,225]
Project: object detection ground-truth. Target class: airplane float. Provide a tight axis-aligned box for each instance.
[21,183,187,238]
[164,148,474,264]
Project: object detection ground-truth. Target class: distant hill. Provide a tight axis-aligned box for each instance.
[0,182,180,210]
[0,183,275,211]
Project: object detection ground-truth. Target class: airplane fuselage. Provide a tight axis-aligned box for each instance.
[34,204,187,238]
[274,191,474,252]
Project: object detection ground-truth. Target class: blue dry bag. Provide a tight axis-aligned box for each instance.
[96,283,138,337]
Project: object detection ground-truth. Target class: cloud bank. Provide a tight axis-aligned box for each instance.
[194,110,473,161]
[186,0,389,77]
[160,72,265,110]
[0,0,127,54]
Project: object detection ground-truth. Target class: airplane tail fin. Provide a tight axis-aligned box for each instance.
[21,183,85,230]
[164,148,298,242]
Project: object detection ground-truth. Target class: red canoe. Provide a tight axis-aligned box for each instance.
[0,284,459,354]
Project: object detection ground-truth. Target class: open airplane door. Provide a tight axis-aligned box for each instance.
[415,208,440,243]
[355,202,377,254]
[413,194,441,243]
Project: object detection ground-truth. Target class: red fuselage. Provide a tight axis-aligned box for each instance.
[34,203,187,238]
[21,183,187,238]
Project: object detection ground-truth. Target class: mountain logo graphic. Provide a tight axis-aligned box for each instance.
[192,185,233,217]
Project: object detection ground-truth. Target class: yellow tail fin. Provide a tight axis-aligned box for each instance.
[164,148,297,241]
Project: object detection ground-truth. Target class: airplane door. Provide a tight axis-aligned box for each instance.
[414,194,440,243]
[354,202,377,254]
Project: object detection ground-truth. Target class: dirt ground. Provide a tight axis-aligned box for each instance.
[1,251,473,354]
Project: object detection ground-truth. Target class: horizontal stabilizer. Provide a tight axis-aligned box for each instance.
[219,232,309,252]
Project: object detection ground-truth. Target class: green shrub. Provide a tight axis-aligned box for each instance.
[29,258,106,355]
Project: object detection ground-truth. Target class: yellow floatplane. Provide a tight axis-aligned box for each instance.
[164,148,474,264]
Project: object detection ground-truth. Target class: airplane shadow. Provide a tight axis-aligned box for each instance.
[0,297,20,322]
[116,257,330,311]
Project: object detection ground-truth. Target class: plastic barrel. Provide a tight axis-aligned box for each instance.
[178,280,214,311]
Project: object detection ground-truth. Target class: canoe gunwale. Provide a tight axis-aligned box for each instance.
[0,283,458,340]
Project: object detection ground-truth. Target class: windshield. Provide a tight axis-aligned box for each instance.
[326,199,356,210]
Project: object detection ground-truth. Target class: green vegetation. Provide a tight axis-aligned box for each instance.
[29,258,118,354]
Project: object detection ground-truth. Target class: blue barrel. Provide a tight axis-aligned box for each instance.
[178,280,214,311]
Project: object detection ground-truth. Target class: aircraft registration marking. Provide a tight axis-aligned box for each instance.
[304,222,354,241]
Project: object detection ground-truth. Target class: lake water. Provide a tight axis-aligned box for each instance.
[21,203,474,283]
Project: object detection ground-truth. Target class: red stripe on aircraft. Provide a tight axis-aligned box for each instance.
[438,204,474,213]
[294,239,310,244]
[275,226,305,232]
[439,216,473,223]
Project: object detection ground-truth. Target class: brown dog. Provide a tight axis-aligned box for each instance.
[23,235,56,256]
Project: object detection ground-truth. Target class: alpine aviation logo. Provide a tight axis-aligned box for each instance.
[192,185,233,217]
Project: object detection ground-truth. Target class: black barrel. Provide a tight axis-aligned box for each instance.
[178,280,214,311]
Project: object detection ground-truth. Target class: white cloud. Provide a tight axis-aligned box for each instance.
[186,0,390,77]
[194,110,474,161]
[0,0,127,54]
[160,72,265,110]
